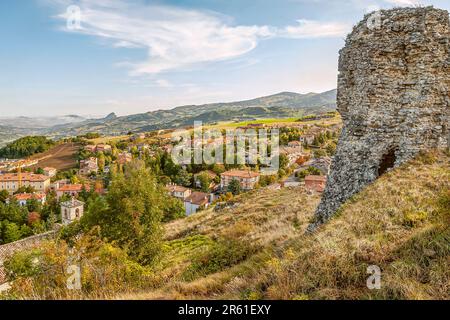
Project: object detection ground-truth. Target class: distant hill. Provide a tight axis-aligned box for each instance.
[0,114,88,129]
[0,115,90,147]
[0,89,337,146]
[44,89,337,139]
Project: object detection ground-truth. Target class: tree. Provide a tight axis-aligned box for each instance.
[162,198,185,222]
[296,166,322,181]
[0,190,9,203]
[97,152,106,171]
[26,198,42,213]
[279,153,289,171]
[3,222,22,243]
[278,168,287,178]
[197,173,212,193]
[70,175,80,184]
[313,149,327,158]
[81,161,173,265]
[0,136,55,158]
[211,164,225,175]
[174,169,192,187]
[14,186,36,194]
[27,212,41,225]
[227,179,242,195]
[326,142,337,156]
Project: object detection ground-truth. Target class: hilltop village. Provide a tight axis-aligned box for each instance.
[0,6,448,301]
[0,113,340,246]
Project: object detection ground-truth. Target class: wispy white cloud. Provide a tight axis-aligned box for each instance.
[49,0,349,75]
[282,19,351,38]
[383,0,421,6]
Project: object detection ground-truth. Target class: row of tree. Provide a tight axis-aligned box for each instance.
[0,136,55,159]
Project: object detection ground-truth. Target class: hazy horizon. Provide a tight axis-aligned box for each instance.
[0,88,338,118]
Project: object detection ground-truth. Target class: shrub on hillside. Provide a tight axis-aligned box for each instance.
[183,238,257,281]
[3,231,154,300]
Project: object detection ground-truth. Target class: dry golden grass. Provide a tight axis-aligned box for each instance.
[119,150,449,300]
[164,187,321,246]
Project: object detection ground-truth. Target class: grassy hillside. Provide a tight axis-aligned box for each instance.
[2,150,448,300]
[120,150,449,300]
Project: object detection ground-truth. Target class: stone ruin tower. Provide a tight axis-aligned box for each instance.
[311,7,449,228]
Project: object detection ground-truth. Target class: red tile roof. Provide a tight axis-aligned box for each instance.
[57,184,87,192]
[167,185,190,193]
[305,175,327,182]
[0,173,50,182]
[185,192,209,206]
[221,170,260,179]
[14,193,46,201]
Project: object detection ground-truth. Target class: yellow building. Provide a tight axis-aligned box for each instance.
[0,173,51,195]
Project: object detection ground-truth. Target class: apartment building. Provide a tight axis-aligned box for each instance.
[220,170,260,191]
[0,173,51,195]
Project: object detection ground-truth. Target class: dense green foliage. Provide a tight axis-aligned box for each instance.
[183,238,256,280]
[0,136,55,158]
[69,161,183,265]
[296,166,322,180]
[227,179,242,195]
[0,193,59,245]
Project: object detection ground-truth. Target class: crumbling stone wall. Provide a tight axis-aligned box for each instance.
[0,230,58,284]
[311,7,449,228]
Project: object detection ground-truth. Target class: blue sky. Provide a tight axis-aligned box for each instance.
[0,0,449,117]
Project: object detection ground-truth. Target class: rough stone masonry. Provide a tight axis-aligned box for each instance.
[310,7,449,229]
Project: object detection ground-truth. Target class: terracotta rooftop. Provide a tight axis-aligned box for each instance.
[14,193,46,201]
[221,170,260,179]
[280,146,303,155]
[0,173,50,182]
[185,191,209,206]
[57,184,87,192]
[305,175,327,182]
[167,185,190,193]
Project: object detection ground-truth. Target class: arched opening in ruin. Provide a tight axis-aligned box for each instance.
[378,148,398,177]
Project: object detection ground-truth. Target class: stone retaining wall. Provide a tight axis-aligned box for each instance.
[0,230,58,284]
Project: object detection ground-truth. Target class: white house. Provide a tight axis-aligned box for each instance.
[8,193,46,206]
[184,191,210,215]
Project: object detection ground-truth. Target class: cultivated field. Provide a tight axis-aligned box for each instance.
[29,143,80,171]
[88,135,131,145]
[205,115,342,130]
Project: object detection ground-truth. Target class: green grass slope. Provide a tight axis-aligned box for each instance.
[121,150,449,300]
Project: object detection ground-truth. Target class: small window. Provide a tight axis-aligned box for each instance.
[378,148,397,177]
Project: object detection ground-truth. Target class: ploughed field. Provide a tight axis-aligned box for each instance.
[29,143,79,171]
